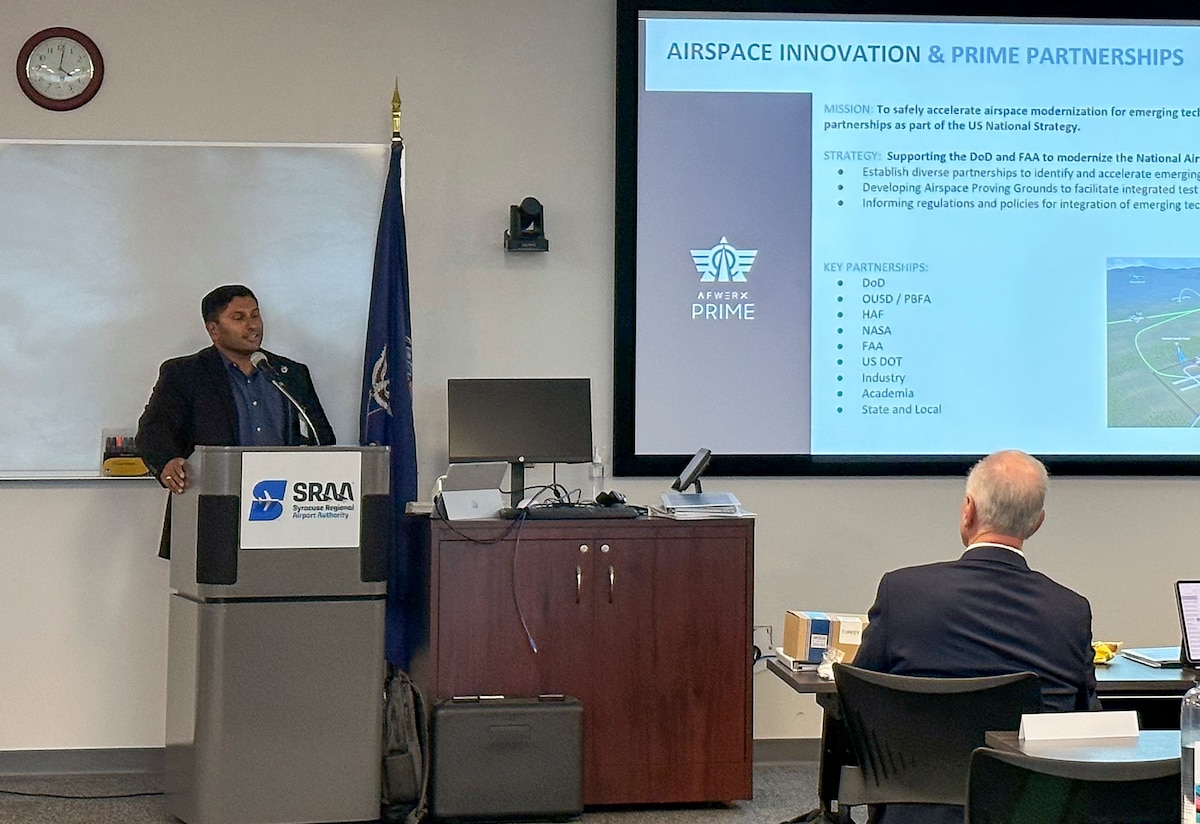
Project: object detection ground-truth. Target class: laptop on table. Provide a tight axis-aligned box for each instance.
[1119,580,1200,668]
[437,462,507,520]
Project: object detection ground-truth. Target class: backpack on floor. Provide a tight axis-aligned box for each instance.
[381,666,429,824]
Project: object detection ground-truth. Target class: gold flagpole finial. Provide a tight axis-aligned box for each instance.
[391,79,402,143]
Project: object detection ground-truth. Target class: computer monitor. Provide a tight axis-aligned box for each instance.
[447,378,593,507]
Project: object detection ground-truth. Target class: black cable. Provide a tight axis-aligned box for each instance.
[0,787,163,800]
[523,483,569,505]
[437,505,540,653]
[437,514,524,544]
[509,516,539,654]
[523,483,587,507]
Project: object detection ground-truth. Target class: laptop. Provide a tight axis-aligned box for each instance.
[1124,581,1200,668]
[1178,580,1200,667]
[437,462,508,520]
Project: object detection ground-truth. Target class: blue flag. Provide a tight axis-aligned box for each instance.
[361,139,421,668]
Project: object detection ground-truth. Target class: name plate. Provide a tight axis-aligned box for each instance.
[1019,709,1139,741]
[240,451,362,549]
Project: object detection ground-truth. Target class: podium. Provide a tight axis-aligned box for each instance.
[165,446,390,824]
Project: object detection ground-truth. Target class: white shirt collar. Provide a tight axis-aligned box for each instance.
[966,541,1025,559]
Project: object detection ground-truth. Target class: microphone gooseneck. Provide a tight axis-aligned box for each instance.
[251,351,322,446]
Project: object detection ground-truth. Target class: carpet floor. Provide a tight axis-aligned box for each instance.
[0,762,863,823]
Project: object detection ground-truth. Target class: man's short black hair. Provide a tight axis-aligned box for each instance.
[201,285,257,323]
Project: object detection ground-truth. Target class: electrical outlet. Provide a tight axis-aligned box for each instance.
[752,625,773,659]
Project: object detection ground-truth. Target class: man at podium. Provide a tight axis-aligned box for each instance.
[136,284,336,557]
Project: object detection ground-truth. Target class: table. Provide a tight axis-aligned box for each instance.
[767,654,1198,703]
[1091,655,1197,728]
[984,729,1179,763]
[768,656,1197,823]
[765,660,847,823]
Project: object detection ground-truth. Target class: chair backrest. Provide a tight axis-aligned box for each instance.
[832,663,1043,806]
[966,746,1179,824]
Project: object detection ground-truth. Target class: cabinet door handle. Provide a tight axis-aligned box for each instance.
[576,565,582,604]
[608,564,615,603]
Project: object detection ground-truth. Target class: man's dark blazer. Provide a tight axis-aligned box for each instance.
[850,544,1096,824]
[136,346,336,558]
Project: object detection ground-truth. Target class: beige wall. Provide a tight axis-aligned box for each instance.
[0,0,1193,752]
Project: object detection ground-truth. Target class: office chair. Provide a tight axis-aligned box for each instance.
[831,663,1042,814]
[965,746,1178,824]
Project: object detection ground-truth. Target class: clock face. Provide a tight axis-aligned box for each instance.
[17,28,104,111]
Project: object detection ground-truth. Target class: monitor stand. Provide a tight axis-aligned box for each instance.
[509,460,526,508]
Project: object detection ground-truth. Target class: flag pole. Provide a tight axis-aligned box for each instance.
[362,81,417,668]
[391,78,403,145]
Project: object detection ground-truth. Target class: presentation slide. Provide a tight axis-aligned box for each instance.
[630,9,1200,462]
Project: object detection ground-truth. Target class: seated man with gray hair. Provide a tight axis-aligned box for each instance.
[852,449,1096,824]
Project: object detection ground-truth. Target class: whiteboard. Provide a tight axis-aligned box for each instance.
[0,141,389,478]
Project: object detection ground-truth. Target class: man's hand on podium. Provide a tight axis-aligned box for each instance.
[161,457,188,493]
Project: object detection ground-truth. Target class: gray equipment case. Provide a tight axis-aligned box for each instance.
[429,695,583,821]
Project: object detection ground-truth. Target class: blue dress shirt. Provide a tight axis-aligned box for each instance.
[222,355,287,447]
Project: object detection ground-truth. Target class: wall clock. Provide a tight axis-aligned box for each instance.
[17,27,104,111]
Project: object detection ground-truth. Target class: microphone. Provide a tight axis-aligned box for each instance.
[249,350,275,375]
[250,351,323,446]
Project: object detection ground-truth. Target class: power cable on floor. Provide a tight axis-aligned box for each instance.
[0,787,163,800]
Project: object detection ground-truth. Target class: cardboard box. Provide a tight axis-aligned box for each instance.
[783,610,869,664]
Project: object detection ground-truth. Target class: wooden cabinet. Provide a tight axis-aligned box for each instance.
[412,517,753,805]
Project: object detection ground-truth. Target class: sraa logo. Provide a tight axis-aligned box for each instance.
[292,482,356,503]
[248,480,287,521]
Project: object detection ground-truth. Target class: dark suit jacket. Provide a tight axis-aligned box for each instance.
[136,346,336,557]
[851,545,1096,824]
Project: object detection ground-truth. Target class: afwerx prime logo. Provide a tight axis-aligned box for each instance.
[690,236,758,321]
[691,236,757,283]
[248,480,287,521]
